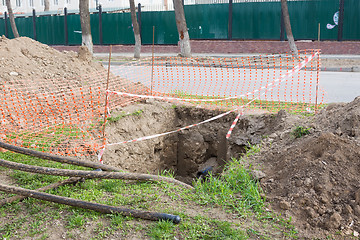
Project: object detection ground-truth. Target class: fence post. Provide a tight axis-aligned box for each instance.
[4,12,8,38]
[337,0,345,41]
[228,0,233,40]
[280,5,285,41]
[64,7,68,45]
[32,9,37,41]
[137,3,142,39]
[99,5,103,45]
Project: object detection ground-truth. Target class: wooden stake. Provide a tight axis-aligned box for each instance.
[151,26,155,95]
[101,45,112,160]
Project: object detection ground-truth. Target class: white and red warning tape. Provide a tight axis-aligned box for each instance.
[226,52,317,138]
[100,52,318,152]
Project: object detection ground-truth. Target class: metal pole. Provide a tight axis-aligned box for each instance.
[317,23,320,41]
[337,0,345,41]
[99,5,103,45]
[151,26,155,95]
[64,7,68,45]
[228,0,233,40]
[32,9,37,41]
[4,12,9,38]
[137,3,142,39]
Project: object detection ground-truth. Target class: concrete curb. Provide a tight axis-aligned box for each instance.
[100,60,360,72]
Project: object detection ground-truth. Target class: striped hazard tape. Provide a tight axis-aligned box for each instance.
[108,90,253,103]
[101,52,318,151]
[106,108,237,146]
[225,52,318,138]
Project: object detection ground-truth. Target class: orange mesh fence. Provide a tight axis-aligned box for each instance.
[0,69,146,156]
[108,49,323,113]
[0,49,324,156]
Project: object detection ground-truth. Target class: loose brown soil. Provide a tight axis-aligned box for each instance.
[0,37,359,239]
[0,36,103,81]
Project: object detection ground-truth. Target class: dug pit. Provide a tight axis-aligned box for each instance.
[102,99,283,184]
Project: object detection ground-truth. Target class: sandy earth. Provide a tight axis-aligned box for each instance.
[0,36,103,81]
[0,37,359,239]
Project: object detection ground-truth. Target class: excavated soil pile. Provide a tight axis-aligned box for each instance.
[254,96,360,239]
[0,37,149,155]
[0,36,103,81]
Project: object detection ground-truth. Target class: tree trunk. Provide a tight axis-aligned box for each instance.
[79,0,93,53]
[129,0,141,59]
[173,0,191,57]
[44,0,50,11]
[5,0,19,38]
[281,0,298,57]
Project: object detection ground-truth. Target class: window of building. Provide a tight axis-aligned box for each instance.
[41,0,44,6]
[29,0,34,6]
[2,0,5,6]
[66,0,71,3]
[16,0,21,7]
[54,0,58,5]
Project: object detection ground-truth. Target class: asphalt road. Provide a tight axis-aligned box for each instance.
[319,71,360,103]
[105,64,360,104]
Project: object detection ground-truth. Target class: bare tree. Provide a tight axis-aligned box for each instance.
[129,0,141,58]
[44,0,50,11]
[5,0,19,38]
[281,0,298,56]
[79,0,93,53]
[173,0,191,57]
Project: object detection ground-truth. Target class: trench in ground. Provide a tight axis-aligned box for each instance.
[103,101,280,184]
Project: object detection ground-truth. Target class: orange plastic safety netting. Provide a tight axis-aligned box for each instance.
[0,49,324,156]
[108,49,323,112]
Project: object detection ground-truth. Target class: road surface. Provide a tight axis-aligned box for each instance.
[104,64,360,104]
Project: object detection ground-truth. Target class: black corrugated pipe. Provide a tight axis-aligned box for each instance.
[0,141,193,189]
[0,158,193,189]
[0,183,181,224]
[0,141,119,171]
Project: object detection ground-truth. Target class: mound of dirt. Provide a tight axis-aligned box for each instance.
[0,36,104,81]
[251,98,360,239]
[315,96,360,139]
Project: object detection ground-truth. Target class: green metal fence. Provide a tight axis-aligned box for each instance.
[141,11,178,44]
[185,3,229,39]
[0,0,359,45]
[343,0,360,40]
[36,15,65,45]
[287,0,339,40]
[232,2,281,39]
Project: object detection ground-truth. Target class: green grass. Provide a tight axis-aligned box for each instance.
[0,145,298,239]
[169,91,326,115]
[103,109,144,124]
[5,124,89,153]
[291,126,311,138]
[193,157,264,214]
